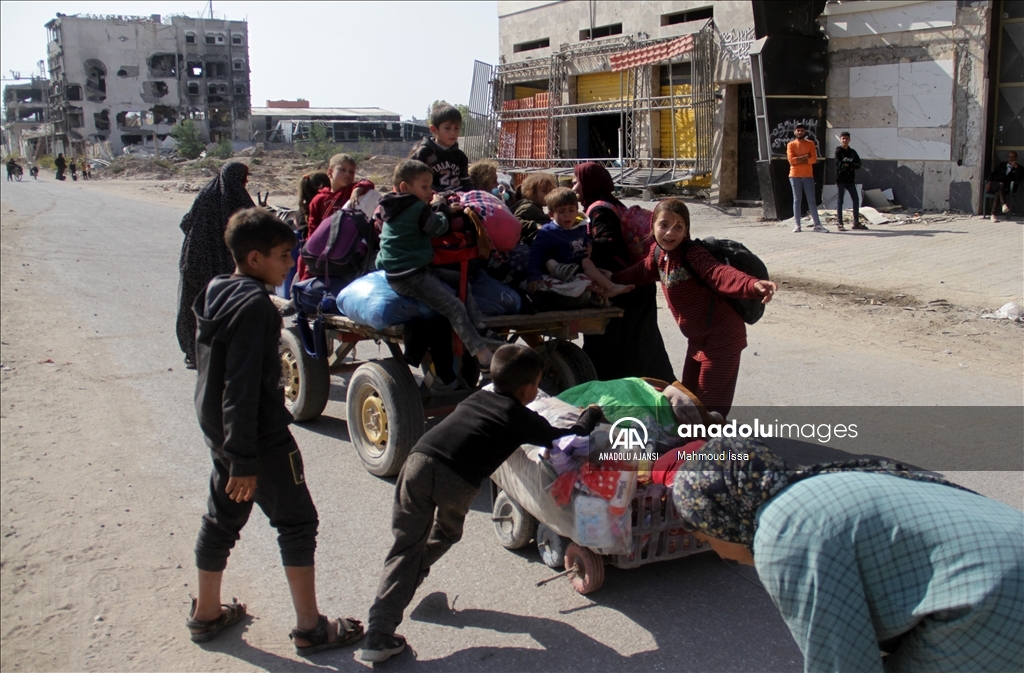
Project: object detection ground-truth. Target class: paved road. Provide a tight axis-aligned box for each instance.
[1,177,1020,671]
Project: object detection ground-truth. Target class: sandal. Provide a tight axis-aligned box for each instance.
[836,223,847,232]
[186,595,247,643]
[290,615,364,657]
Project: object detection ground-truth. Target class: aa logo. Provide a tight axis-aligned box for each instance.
[609,417,649,451]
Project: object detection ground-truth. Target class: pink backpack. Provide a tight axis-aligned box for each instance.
[585,200,655,265]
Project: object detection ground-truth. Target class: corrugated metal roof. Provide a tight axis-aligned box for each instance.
[250,107,401,119]
[609,34,694,72]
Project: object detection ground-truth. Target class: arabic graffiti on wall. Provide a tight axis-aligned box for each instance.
[719,27,756,63]
[770,117,821,155]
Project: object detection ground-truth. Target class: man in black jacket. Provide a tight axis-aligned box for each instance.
[188,208,364,655]
[360,345,604,663]
[834,132,866,231]
[987,151,1021,222]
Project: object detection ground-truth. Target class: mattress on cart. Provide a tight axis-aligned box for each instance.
[491,391,579,540]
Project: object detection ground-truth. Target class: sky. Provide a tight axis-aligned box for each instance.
[0,1,499,120]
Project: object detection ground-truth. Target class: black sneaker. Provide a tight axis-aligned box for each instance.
[360,631,407,663]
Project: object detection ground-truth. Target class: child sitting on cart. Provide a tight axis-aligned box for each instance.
[360,344,604,663]
[527,187,634,303]
[377,159,498,375]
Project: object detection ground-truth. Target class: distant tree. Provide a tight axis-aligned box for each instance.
[169,120,204,159]
[426,100,472,123]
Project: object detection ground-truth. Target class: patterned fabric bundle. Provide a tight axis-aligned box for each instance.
[671,437,972,547]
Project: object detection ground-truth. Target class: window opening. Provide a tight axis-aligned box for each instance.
[661,7,713,26]
[514,38,550,53]
[580,23,622,40]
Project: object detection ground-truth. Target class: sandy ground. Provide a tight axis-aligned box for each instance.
[1,175,1021,672]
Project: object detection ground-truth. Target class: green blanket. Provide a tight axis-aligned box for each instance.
[557,377,677,429]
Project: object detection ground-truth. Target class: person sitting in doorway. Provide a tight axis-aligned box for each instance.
[987,151,1022,222]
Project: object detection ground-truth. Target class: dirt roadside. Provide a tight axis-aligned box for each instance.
[1,176,1020,672]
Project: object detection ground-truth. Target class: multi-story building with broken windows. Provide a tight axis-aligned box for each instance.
[44,12,251,157]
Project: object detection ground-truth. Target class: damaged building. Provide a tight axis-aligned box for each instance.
[2,77,51,158]
[486,0,1020,214]
[44,12,251,157]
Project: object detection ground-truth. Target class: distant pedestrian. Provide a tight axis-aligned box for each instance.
[176,161,255,369]
[987,151,1022,222]
[834,132,866,231]
[54,153,67,181]
[69,159,78,181]
[787,124,827,233]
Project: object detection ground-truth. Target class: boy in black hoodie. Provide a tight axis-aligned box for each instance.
[187,208,364,655]
[410,104,472,193]
[360,344,604,663]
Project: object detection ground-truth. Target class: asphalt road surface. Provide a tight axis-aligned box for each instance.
[2,177,1020,672]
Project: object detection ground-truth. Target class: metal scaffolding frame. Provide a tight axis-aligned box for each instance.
[489,22,716,188]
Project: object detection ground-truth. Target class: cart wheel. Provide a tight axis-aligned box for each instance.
[536,523,569,569]
[346,359,425,477]
[280,326,330,422]
[492,491,538,549]
[538,341,598,396]
[564,543,605,594]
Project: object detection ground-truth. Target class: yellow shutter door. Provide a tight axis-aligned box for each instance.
[577,71,625,104]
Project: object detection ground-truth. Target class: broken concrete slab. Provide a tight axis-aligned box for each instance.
[858,206,890,224]
[862,188,892,209]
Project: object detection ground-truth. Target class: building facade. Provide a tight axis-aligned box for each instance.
[2,77,51,158]
[495,0,1018,213]
[44,13,251,157]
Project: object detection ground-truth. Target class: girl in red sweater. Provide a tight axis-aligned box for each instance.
[613,199,777,416]
[297,153,374,281]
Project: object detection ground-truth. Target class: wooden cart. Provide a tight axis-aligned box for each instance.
[273,296,623,478]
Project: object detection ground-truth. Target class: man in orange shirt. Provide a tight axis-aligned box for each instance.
[787,124,828,233]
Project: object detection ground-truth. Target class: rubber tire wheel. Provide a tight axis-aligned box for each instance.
[492,490,538,550]
[279,326,330,422]
[536,523,569,569]
[564,543,605,594]
[346,359,425,477]
[538,341,599,396]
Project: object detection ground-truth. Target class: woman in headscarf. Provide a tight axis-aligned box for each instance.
[672,438,1024,673]
[573,163,674,381]
[176,161,254,368]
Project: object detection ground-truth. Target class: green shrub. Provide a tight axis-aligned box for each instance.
[170,120,205,159]
[108,161,126,174]
[214,137,234,159]
[299,123,334,163]
[37,155,55,169]
[3,152,22,162]
[250,157,262,165]
[153,158,176,171]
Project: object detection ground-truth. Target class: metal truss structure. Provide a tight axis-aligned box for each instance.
[487,22,716,189]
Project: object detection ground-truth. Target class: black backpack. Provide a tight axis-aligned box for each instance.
[659,237,770,325]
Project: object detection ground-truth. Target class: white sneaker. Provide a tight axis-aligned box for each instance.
[812,224,829,233]
[792,224,802,233]
[1002,204,1010,214]
[991,214,998,222]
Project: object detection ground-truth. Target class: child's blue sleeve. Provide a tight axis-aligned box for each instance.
[527,230,552,281]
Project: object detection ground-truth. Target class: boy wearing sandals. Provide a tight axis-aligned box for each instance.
[360,345,604,663]
[186,208,363,655]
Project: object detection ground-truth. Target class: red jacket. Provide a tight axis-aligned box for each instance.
[613,240,758,355]
[298,180,373,281]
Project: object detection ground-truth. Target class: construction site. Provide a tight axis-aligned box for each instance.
[477,25,717,193]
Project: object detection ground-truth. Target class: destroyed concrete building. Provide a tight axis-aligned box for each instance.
[3,77,51,158]
[44,12,251,157]
[485,0,1021,214]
